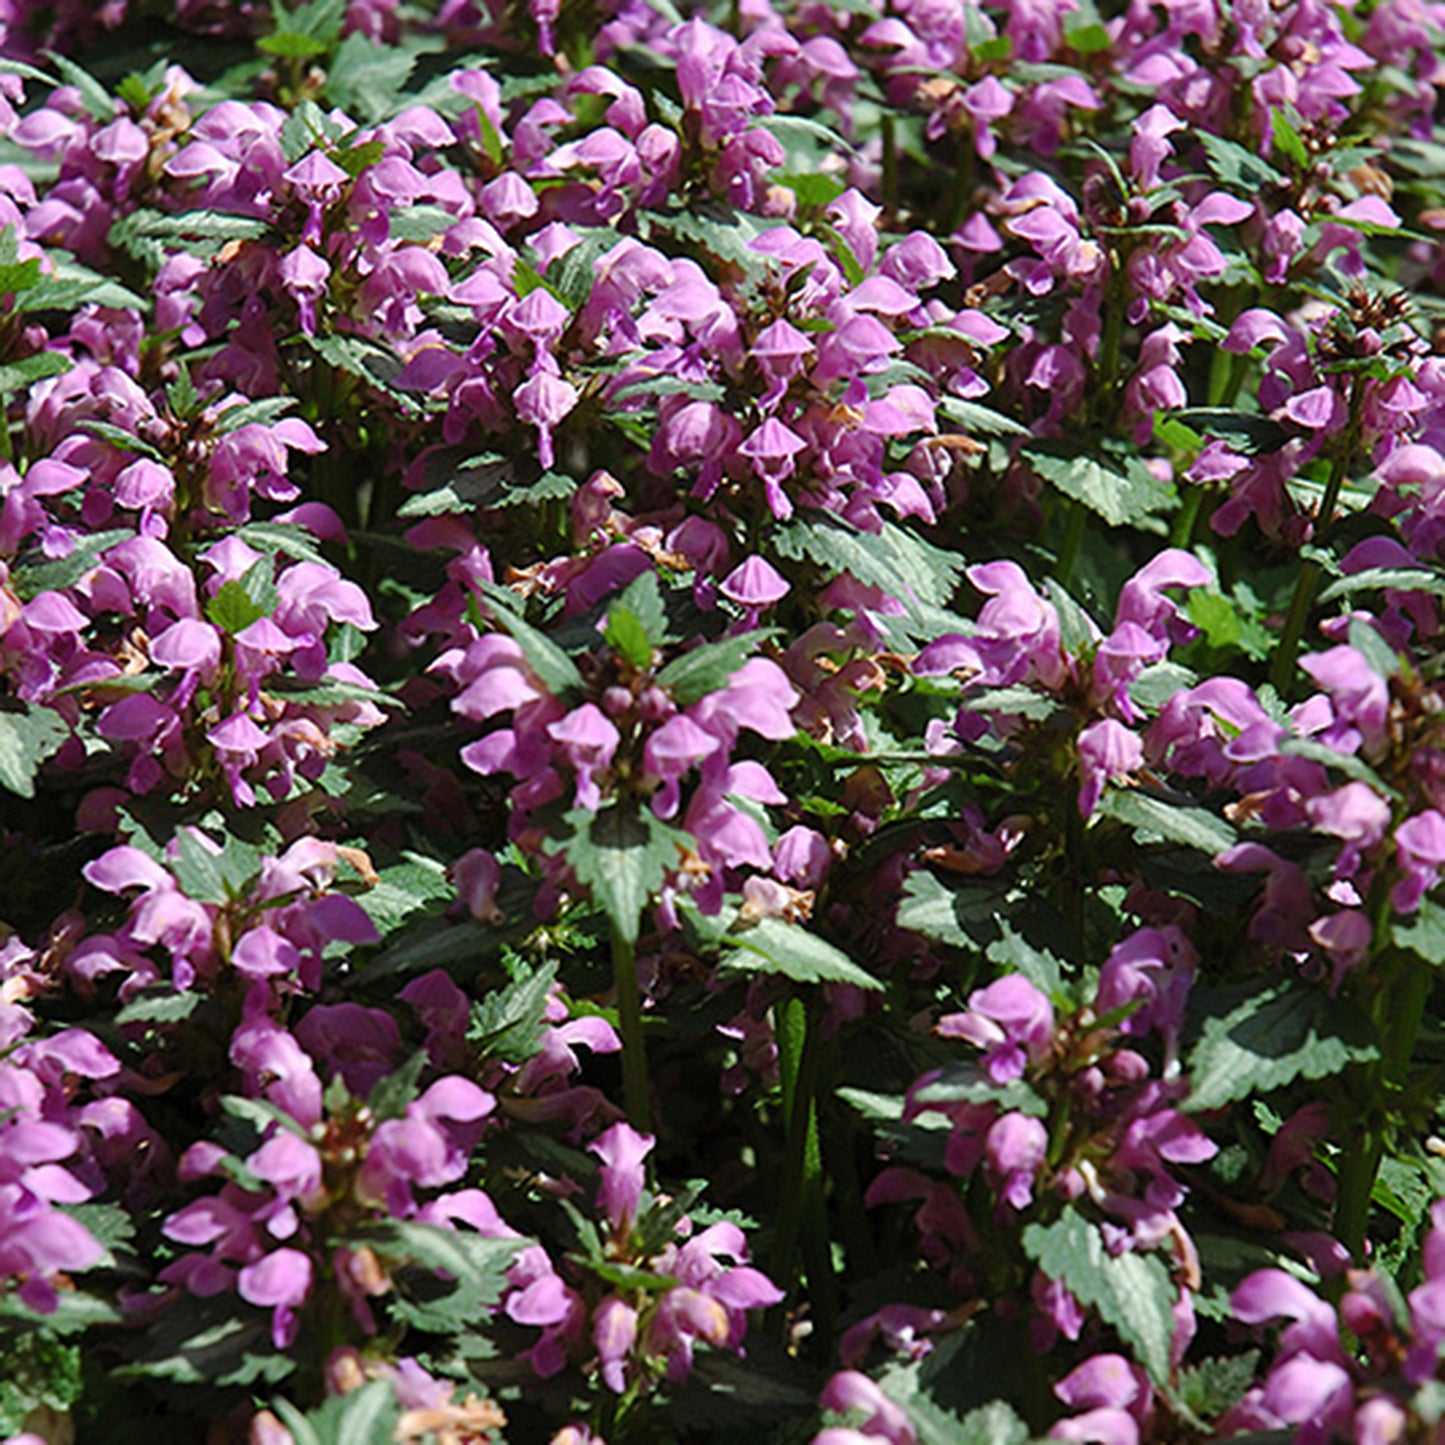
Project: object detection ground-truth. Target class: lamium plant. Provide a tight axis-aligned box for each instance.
[7,1,1445,1443]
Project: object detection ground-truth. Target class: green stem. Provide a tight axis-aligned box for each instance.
[611,925,650,1135]
[799,1032,836,1352]
[1171,485,1204,549]
[771,993,826,1312]
[0,394,11,463]
[1336,950,1432,1259]
[1268,377,1366,695]
[881,114,899,215]
[1055,501,1086,589]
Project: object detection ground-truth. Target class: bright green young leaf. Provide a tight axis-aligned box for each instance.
[258,30,329,57]
[0,1334,82,1438]
[604,604,653,669]
[207,579,267,635]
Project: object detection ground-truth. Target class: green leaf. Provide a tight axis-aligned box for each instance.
[1394,899,1445,966]
[1022,1210,1177,1382]
[1270,107,1309,169]
[326,34,417,121]
[0,1333,82,1437]
[962,683,1053,720]
[26,255,146,312]
[110,209,269,266]
[1022,441,1175,528]
[1319,566,1445,603]
[774,515,965,633]
[78,419,164,460]
[272,1379,403,1445]
[615,569,668,642]
[238,521,328,565]
[936,397,1027,436]
[366,1049,427,1121]
[897,870,1011,951]
[1277,736,1395,795]
[1096,790,1235,855]
[553,804,687,943]
[220,1094,312,1140]
[356,852,451,939]
[1186,980,1379,1113]
[1348,614,1401,680]
[0,349,71,394]
[1197,131,1285,191]
[334,1380,403,1445]
[469,959,558,1064]
[479,585,583,699]
[872,1322,1034,1442]
[987,921,1064,1000]
[42,52,113,121]
[373,1220,521,1301]
[114,989,204,1026]
[216,397,298,434]
[59,1202,134,1267]
[720,916,882,991]
[778,172,847,209]
[911,1061,1046,1117]
[604,604,653,669]
[1173,407,1293,453]
[0,707,67,798]
[206,579,266,635]
[655,630,774,706]
[281,0,348,39]
[258,29,329,57]
[170,829,263,904]
[569,1256,678,1292]
[545,227,625,311]
[1184,588,1273,661]
[1174,1351,1260,1423]
[117,1296,292,1387]
[13,531,132,598]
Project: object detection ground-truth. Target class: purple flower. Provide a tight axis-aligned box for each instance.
[1077,719,1143,817]
[548,703,620,811]
[590,1122,651,1237]
[238,1248,313,1348]
[1393,810,1445,913]
[936,974,1053,1084]
[984,1111,1047,1211]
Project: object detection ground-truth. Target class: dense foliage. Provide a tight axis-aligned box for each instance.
[3,0,1445,1440]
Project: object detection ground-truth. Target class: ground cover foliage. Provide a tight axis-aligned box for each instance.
[3,0,1445,1440]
